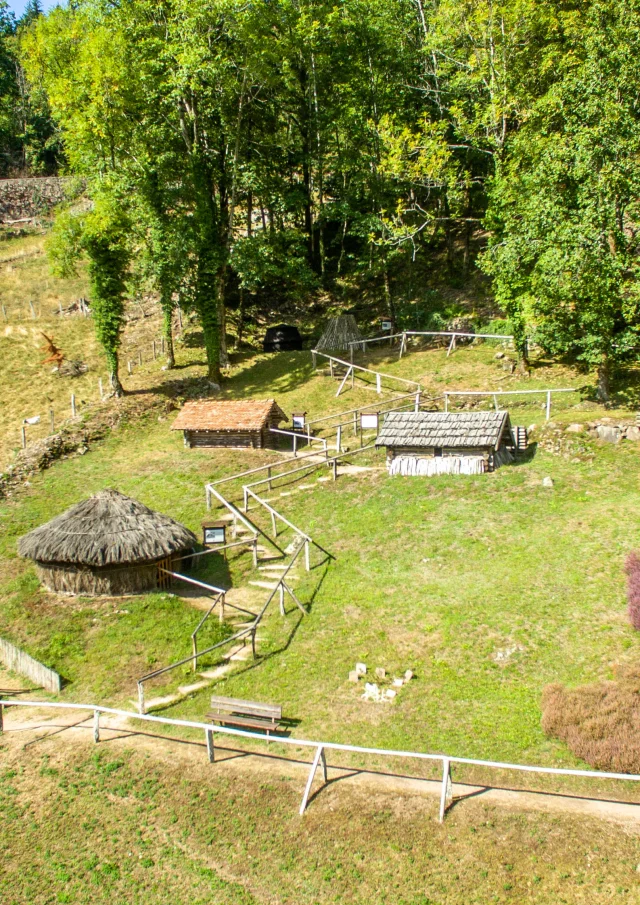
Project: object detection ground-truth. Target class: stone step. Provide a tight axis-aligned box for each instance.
[248,580,280,590]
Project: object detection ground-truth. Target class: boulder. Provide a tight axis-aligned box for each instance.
[626,426,640,442]
[542,476,554,488]
[375,667,386,680]
[596,425,621,444]
[565,423,584,434]
[355,662,367,675]
[348,670,360,683]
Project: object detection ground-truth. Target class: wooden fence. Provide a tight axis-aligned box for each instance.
[2,698,640,822]
[0,637,61,693]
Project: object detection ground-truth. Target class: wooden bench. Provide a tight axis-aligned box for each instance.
[206,695,282,736]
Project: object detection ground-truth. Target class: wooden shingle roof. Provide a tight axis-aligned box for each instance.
[375,410,512,450]
[172,399,287,432]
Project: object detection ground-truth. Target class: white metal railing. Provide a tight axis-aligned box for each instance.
[268,426,328,457]
[444,388,579,421]
[2,698,639,822]
[347,330,514,361]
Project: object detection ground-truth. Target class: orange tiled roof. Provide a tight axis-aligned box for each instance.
[172,399,287,432]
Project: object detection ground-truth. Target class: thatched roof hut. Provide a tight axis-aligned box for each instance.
[315,315,364,352]
[18,490,197,596]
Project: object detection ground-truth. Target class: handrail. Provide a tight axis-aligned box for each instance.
[209,448,323,488]
[404,330,513,340]
[305,392,418,427]
[205,485,285,556]
[4,698,640,822]
[311,350,421,390]
[245,443,376,494]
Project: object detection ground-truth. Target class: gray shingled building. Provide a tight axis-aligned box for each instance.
[375,410,515,476]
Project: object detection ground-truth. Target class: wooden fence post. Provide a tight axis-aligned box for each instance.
[376,373,382,394]
[332,459,337,481]
[49,408,55,433]
[138,350,142,366]
[93,710,100,743]
[299,745,325,815]
[206,728,215,763]
[439,757,452,822]
[219,593,225,624]
[546,390,551,421]
[353,411,358,436]
[128,360,132,375]
[311,350,317,369]
[252,538,258,568]
[336,425,342,453]
[152,340,156,360]
[293,433,297,457]
[98,378,103,400]
[304,539,311,572]
[271,510,277,537]
[137,682,145,715]
[0,702,4,733]
[267,466,272,490]
[71,394,76,417]
[279,583,285,615]
[444,393,449,412]
[21,425,26,449]
[493,394,499,411]
[192,635,198,670]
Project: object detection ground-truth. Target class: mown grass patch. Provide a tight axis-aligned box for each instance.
[1,736,639,905]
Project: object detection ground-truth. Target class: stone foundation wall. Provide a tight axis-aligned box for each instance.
[0,177,74,224]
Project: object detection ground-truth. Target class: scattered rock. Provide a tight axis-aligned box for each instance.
[348,670,360,683]
[393,678,404,688]
[355,662,367,676]
[565,423,584,433]
[375,667,386,679]
[596,425,621,444]
[542,476,554,488]
[627,426,640,442]
[494,351,505,360]
[385,689,397,700]
[404,669,414,681]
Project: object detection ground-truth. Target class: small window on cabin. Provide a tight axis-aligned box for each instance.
[434,447,443,457]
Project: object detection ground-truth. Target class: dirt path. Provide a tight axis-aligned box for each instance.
[3,708,640,830]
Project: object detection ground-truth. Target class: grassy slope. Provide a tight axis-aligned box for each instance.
[1,738,639,905]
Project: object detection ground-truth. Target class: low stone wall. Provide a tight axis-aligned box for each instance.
[0,177,72,224]
[0,636,61,693]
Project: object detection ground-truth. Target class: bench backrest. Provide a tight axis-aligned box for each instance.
[210,695,282,720]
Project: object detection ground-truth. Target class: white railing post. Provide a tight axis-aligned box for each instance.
[332,459,337,481]
[414,391,420,412]
[137,682,145,715]
[71,393,76,417]
[0,702,4,733]
[279,583,285,615]
[243,487,249,512]
[444,393,449,412]
[293,433,297,457]
[336,425,342,453]
[312,350,317,368]
[300,745,325,815]
[546,390,551,421]
[206,728,215,763]
[192,635,198,670]
[493,394,498,411]
[376,373,381,394]
[304,539,311,572]
[93,709,100,743]
[439,757,452,822]
[271,510,277,537]
[205,486,211,511]
[252,538,258,568]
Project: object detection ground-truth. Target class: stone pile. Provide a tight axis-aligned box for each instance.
[349,662,414,703]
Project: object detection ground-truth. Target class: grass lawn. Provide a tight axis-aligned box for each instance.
[1,734,639,905]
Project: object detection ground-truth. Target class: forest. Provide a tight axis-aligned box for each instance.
[3,0,640,399]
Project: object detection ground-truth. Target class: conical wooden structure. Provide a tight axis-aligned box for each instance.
[315,315,364,352]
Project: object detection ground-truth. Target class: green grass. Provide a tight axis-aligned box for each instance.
[2,737,640,905]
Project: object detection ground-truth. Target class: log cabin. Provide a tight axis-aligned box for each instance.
[172,399,288,449]
[375,410,515,475]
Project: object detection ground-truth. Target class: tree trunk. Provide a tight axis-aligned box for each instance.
[597,359,611,403]
[162,301,175,368]
[108,351,124,397]
[217,266,229,369]
[237,287,246,348]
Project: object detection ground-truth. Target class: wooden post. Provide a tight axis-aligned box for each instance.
[206,728,215,763]
[0,702,3,733]
[299,745,325,815]
[267,466,272,490]
[329,358,335,378]
[192,635,198,670]
[349,343,354,364]
[205,487,211,511]
[332,459,337,481]
[243,487,249,512]
[493,394,499,411]
[546,390,551,421]
[59,300,63,315]
[127,360,132,375]
[320,746,328,782]
[353,411,358,436]
[137,682,145,715]
[98,378,103,400]
[251,628,257,659]
[71,394,76,417]
[252,538,258,568]
[439,757,452,822]
[336,424,342,453]
[279,583,285,615]
[304,539,311,572]
[93,710,100,743]
[311,350,317,369]
[271,509,277,537]
[293,433,297,457]
[444,393,449,413]
[376,373,381,394]
[138,350,142,366]
[21,425,27,448]
[49,408,55,433]
[446,334,456,356]
[219,593,225,624]
[29,301,36,319]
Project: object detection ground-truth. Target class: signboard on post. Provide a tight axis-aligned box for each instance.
[292,412,307,431]
[380,318,393,333]
[202,520,226,547]
[361,412,379,431]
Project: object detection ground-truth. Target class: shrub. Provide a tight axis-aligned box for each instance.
[626,552,640,630]
[541,667,640,773]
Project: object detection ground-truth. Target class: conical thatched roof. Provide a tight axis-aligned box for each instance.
[18,490,197,567]
[315,315,364,352]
